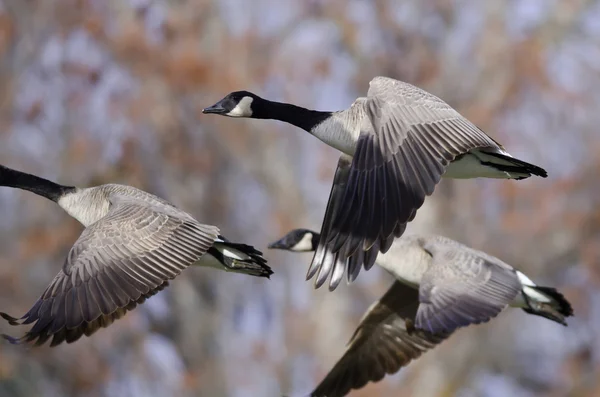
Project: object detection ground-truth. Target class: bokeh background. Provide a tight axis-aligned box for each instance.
[0,0,598,396]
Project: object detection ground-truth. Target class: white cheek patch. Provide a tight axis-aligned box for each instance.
[226,96,254,117]
[292,233,314,252]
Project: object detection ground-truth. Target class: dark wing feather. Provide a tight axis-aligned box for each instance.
[1,196,219,346]
[311,282,449,397]
[310,78,501,290]
[307,155,353,291]
[3,282,170,347]
[415,241,521,334]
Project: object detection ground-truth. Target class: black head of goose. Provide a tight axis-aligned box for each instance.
[269,229,573,397]
[0,164,272,347]
[268,228,319,252]
[202,90,333,132]
[205,77,548,291]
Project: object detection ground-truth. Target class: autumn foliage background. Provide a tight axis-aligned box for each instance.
[0,1,599,396]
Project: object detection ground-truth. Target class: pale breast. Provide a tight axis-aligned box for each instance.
[375,241,432,287]
[57,187,111,227]
[309,107,364,156]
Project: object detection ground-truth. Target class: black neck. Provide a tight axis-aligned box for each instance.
[253,100,333,132]
[0,165,76,202]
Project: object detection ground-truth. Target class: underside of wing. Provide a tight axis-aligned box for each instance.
[311,282,449,397]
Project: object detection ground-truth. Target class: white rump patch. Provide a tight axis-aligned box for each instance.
[510,271,552,307]
[516,271,536,287]
[214,243,247,260]
[522,286,552,303]
[444,149,532,179]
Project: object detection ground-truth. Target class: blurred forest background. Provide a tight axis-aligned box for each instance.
[0,0,599,396]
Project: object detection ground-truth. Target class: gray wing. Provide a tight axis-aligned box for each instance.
[320,77,501,289]
[1,196,219,346]
[311,282,449,397]
[3,281,171,347]
[415,241,521,334]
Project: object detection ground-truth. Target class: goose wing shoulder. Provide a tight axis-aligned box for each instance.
[317,77,501,288]
[311,281,449,397]
[415,237,521,334]
[2,194,219,346]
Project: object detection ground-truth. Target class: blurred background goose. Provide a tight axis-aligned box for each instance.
[0,164,272,347]
[204,76,547,291]
[269,229,573,397]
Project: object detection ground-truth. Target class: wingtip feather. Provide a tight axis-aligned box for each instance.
[0,312,23,326]
[2,333,25,345]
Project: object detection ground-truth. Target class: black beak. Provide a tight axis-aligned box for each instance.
[202,100,227,115]
[267,238,287,250]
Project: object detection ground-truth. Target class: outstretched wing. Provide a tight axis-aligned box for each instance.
[311,281,449,397]
[311,77,501,290]
[1,196,219,346]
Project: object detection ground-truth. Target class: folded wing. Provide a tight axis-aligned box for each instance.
[415,241,521,334]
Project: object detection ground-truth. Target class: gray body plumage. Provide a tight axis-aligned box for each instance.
[268,229,572,397]
[0,170,271,347]
[375,235,524,333]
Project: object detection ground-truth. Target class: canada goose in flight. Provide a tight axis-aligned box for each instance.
[0,164,272,347]
[204,77,548,291]
[269,229,573,397]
